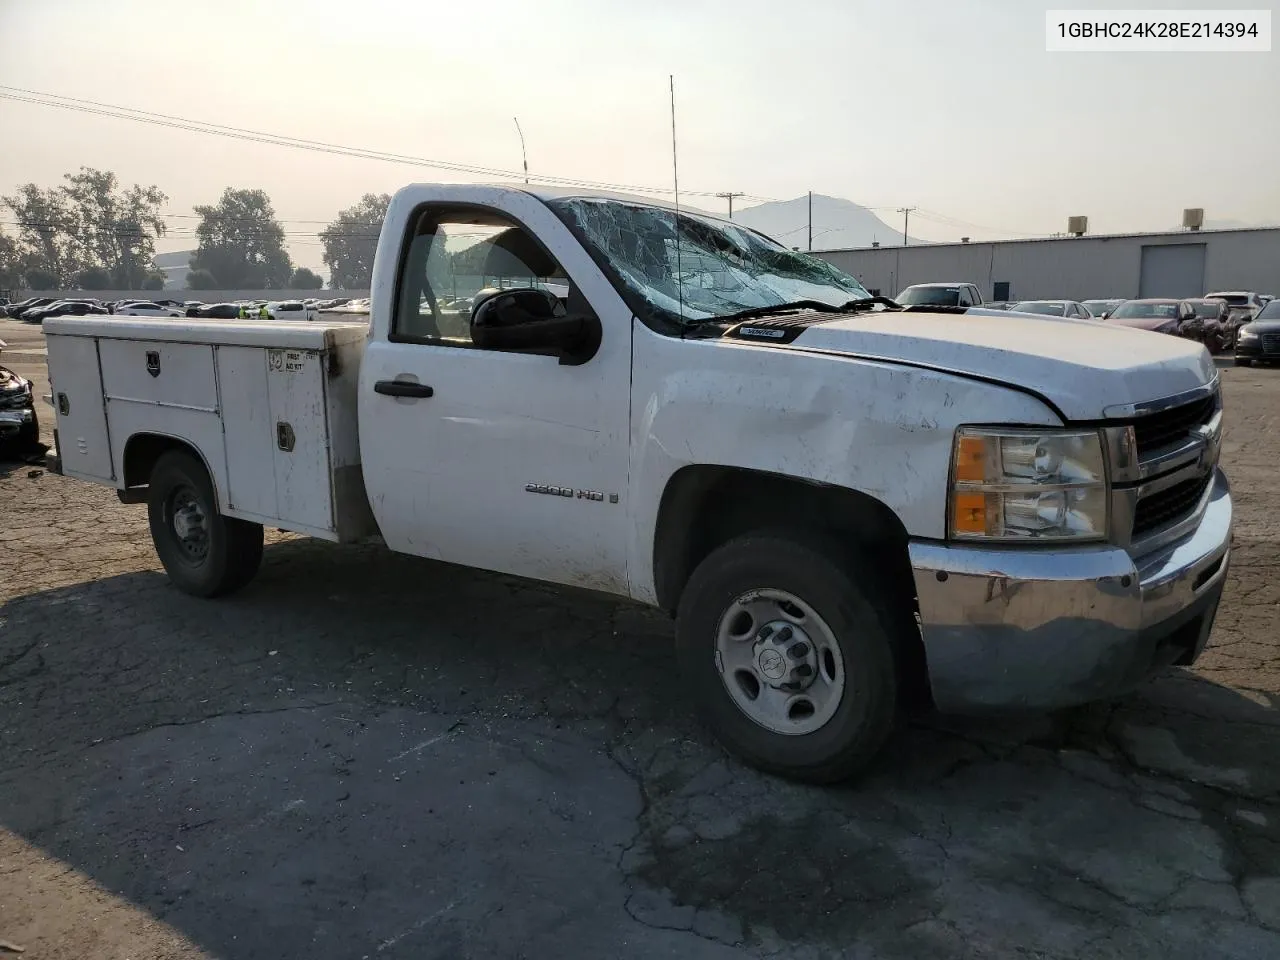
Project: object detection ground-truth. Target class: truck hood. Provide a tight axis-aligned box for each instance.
[787,311,1216,420]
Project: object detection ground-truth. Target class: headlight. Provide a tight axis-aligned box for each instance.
[1237,328,1258,342]
[949,428,1108,542]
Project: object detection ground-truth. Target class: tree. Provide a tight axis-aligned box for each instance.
[186,268,219,290]
[290,266,324,290]
[2,168,167,289]
[77,266,114,289]
[0,228,20,289]
[320,193,388,289]
[142,273,166,291]
[2,183,79,285]
[25,267,57,290]
[190,188,292,288]
[61,168,167,289]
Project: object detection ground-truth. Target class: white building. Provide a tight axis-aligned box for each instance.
[151,250,195,290]
[812,227,1280,303]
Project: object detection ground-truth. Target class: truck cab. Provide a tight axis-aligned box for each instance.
[43,184,1232,783]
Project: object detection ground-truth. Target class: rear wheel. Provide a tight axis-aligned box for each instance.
[147,450,263,597]
[676,532,900,784]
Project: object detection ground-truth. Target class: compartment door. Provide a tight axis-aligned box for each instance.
[46,334,114,481]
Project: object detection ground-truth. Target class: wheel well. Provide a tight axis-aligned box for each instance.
[123,434,213,494]
[653,465,929,706]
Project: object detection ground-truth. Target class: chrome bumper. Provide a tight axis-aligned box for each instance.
[909,468,1231,713]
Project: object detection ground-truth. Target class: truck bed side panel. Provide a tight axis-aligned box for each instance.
[45,334,113,482]
[265,347,335,533]
[217,345,280,518]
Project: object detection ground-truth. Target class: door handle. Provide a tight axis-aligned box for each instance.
[374,379,434,398]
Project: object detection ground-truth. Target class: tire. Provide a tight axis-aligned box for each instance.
[147,450,263,597]
[1236,358,1252,367]
[675,531,900,784]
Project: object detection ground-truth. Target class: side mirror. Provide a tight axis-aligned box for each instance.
[470,289,602,365]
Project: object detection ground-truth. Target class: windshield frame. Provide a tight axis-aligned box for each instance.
[545,195,870,334]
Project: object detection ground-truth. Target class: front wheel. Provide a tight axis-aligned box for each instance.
[676,532,900,784]
[1236,358,1253,368]
[147,450,263,597]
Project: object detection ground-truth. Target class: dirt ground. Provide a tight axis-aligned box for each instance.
[1,315,1278,959]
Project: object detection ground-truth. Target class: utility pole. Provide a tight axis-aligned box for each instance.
[897,206,917,246]
[513,117,528,184]
[808,191,813,251]
[715,191,744,219]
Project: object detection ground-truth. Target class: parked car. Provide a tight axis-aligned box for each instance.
[1082,299,1123,320]
[44,182,1231,784]
[0,338,40,455]
[1104,299,1197,337]
[1234,299,1280,367]
[1182,299,1233,353]
[266,300,314,321]
[8,297,59,320]
[114,301,185,318]
[1009,300,1094,320]
[23,300,109,323]
[1204,291,1267,328]
[183,303,240,319]
[895,282,984,307]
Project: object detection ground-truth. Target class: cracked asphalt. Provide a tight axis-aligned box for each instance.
[2,316,1279,958]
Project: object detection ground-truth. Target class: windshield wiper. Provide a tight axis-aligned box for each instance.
[716,300,845,323]
[717,296,901,325]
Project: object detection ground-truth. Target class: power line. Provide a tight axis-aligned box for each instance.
[0,85,777,202]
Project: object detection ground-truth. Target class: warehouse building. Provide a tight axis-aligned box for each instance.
[812,226,1280,303]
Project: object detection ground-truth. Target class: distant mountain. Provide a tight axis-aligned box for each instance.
[733,194,921,250]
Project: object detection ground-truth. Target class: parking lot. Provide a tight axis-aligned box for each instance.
[1,315,1279,959]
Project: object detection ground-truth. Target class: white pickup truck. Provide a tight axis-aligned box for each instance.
[42,184,1231,782]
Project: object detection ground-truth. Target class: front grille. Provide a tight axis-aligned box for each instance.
[1133,473,1212,537]
[1130,394,1216,456]
[1262,334,1280,354]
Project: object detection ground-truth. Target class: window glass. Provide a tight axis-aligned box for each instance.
[394,209,569,344]
[897,286,960,306]
[548,197,868,326]
[1110,301,1178,319]
[1256,300,1280,320]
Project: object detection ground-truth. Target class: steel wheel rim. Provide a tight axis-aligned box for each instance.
[714,588,846,736]
[168,485,209,563]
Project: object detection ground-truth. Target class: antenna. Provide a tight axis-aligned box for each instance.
[513,117,528,184]
[669,75,685,322]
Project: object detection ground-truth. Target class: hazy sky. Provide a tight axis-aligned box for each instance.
[1,0,1277,271]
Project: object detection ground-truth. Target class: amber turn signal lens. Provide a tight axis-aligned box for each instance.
[952,492,988,535]
[953,435,987,484]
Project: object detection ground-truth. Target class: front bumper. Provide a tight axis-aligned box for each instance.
[909,468,1231,713]
[0,406,34,438]
[1234,340,1277,360]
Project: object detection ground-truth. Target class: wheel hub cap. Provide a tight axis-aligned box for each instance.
[714,589,846,737]
[753,621,819,690]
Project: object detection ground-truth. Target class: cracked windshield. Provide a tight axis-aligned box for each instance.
[551,197,869,323]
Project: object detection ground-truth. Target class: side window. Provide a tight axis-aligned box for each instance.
[969,285,982,305]
[393,206,571,346]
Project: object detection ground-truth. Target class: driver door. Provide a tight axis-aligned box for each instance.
[358,199,634,595]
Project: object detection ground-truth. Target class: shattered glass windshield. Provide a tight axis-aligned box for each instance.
[547,197,870,324]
